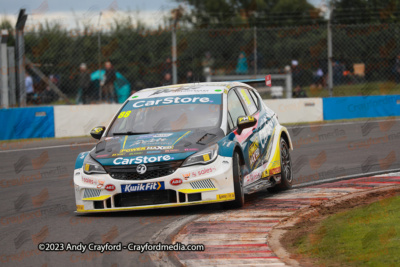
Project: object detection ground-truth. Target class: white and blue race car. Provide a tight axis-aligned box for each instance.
[74,82,293,213]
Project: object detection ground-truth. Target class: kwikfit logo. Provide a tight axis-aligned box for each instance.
[121,182,164,193]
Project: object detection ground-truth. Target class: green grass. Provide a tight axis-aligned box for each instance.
[297,195,400,266]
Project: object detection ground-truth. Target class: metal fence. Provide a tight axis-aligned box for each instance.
[1,22,400,107]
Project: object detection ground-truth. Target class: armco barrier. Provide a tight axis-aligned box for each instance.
[263,98,323,124]
[54,104,121,138]
[323,95,400,120]
[0,106,55,140]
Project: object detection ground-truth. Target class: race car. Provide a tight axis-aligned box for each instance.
[73,82,293,213]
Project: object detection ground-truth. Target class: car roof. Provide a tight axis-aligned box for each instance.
[128,82,251,100]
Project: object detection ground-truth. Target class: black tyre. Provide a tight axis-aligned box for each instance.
[222,152,244,209]
[268,138,293,192]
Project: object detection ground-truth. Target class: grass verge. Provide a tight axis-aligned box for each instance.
[295,194,400,266]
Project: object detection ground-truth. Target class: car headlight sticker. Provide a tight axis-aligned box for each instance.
[182,144,218,167]
[83,155,107,174]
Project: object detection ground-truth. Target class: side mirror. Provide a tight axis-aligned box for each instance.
[90,126,105,140]
[237,116,257,135]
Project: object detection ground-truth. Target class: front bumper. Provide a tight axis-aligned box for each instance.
[74,156,234,213]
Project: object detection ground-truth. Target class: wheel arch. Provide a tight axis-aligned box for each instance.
[233,144,245,166]
[278,126,293,150]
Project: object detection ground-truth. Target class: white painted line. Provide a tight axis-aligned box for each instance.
[286,117,400,128]
[0,143,95,153]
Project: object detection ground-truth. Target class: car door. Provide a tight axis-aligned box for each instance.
[227,88,259,184]
[245,88,276,166]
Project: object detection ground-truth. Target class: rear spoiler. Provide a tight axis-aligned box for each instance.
[233,75,272,87]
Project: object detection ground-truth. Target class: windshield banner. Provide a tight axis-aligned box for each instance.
[129,94,222,109]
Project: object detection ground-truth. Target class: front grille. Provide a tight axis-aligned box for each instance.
[105,160,183,181]
[114,190,177,207]
[83,188,101,199]
[190,179,216,189]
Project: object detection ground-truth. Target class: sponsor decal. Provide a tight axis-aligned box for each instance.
[81,177,104,189]
[184,148,199,152]
[132,96,211,108]
[165,149,180,153]
[81,177,95,184]
[170,178,183,186]
[136,164,147,174]
[217,192,235,200]
[148,86,210,96]
[154,134,172,137]
[120,147,146,153]
[147,151,161,154]
[271,160,280,168]
[146,146,173,150]
[222,141,233,147]
[182,173,191,179]
[97,180,105,189]
[104,184,116,191]
[245,171,262,184]
[76,205,84,211]
[258,118,273,148]
[249,137,260,167]
[131,138,167,146]
[239,116,255,123]
[269,167,281,175]
[121,182,164,193]
[196,167,217,176]
[113,155,172,165]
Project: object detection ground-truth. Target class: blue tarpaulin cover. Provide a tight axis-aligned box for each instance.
[0,106,55,140]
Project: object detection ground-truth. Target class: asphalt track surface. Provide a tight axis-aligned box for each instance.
[0,118,399,266]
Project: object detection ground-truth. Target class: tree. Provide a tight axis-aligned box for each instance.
[0,19,15,46]
[175,0,324,28]
[331,0,400,24]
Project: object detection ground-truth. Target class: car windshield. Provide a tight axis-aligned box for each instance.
[107,94,223,135]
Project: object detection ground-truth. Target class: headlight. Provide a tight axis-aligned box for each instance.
[83,155,106,174]
[182,144,219,167]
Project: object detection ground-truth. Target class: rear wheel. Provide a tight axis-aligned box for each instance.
[268,138,293,192]
[222,152,244,209]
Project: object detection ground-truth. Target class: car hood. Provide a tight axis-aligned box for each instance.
[92,128,225,166]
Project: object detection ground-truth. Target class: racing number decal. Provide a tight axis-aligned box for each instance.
[118,111,131,119]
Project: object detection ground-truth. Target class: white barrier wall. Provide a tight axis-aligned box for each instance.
[54,104,121,138]
[54,99,323,138]
[263,98,323,124]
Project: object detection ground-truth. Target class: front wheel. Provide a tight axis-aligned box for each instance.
[222,152,244,209]
[268,138,293,192]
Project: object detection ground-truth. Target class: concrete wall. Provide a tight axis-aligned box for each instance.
[263,98,323,124]
[54,104,121,138]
